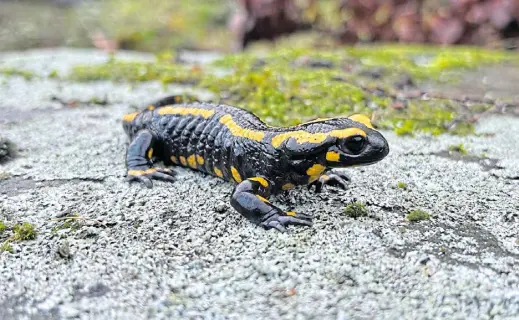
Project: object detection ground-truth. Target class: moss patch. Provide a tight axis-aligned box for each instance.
[448,143,468,155]
[68,44,518,135]
[12,222,37,241]
[0,241,13,253]
[343,201,368,218]
[0,221,6,234]
[0,68,35,80]
[397,181,407,189]
[407,209,431,222]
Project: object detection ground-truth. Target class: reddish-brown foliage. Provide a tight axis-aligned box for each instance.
[229,0,314,51]
[338,0,519,47]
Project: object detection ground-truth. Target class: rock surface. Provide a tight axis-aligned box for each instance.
[0,49,518,319]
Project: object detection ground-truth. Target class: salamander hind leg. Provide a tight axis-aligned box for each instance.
[308,169,350,193]
[230,178,313,232]
[125,130,176,188]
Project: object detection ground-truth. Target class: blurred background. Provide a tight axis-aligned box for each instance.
[1,0,519,53]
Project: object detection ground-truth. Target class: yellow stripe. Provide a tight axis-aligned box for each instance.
[147,105,155,111]
[282,183,295,190]
[249,177,268,187]
[158,106,215,119]
[348,114,374,129]
[187,155,197,168]
[286,211,296,216]
[214,168,223,178]
[122,112,138,122]
[271,128,366,148]
[256,195,270,203]
[196,155,204,165]
[179,156,187,166]
[326,151,340,162]
[231,166,242,183]
[219,114,265,142]
[147,148,154,159]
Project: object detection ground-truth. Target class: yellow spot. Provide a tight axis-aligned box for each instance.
[321,174,329,181]
[214,168,223,178]
[170,156,178,164]
[147,148,154,159]
[219,115,265,142]
[307,164,326,176]
[282,183,295,190]
[271,128,366,148]
[307,164,326,183]
[286,211,297,217]
[187,155,197,168]
[256,195,270,203]
[249,177,269,188]
[231,166,242,183]
[326,151,340,162]
[147,105,155,111]
[158,106,215,119]
[127,168,157,176]
[348,114,374,129]
[122,112,138,122]
[196,155,204,165]
[179,156,187,166]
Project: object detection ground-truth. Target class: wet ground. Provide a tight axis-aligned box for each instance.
[0,49,518,319]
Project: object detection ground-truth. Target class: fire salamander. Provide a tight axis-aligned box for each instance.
[122,95,389,232]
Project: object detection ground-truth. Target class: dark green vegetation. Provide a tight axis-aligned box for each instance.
[69,45,518,135]
[343,201,368,218]
[407,209,431,222]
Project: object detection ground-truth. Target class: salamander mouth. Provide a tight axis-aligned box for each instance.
[326,139,389,168]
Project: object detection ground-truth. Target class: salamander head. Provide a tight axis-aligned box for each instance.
[281,114,389,168]
[321,114,389,167]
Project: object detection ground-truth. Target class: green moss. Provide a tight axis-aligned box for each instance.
[397,181,407,189]
[0,221,5,234]
[48,70,59,79]
[67,44,516,135]
[0,241,13,253]
[344,201,368,218]
[448,143,468,155]
[12,222,37,241]
[70,58,202,84]
[0,68,35,80]
[95,0,232,52]
[407,209,431,222]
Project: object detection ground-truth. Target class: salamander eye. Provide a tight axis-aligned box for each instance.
[343,135,365,154]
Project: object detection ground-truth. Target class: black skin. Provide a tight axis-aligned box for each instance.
[123,95,390,232]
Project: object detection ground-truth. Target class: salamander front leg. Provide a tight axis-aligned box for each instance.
[125,130,176,188]
[308,169,350,193]
[230,178,313,232]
